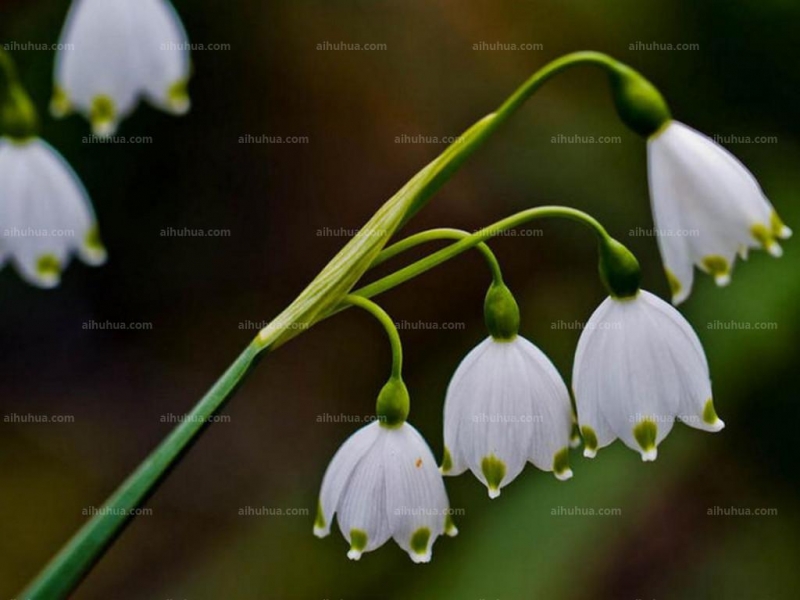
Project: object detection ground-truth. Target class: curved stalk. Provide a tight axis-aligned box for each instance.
[372,228,504,285]
[347,206,611,304]
[343,295,403,379]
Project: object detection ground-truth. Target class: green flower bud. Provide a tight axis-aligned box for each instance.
[0,83,40,140]
[599,237,641,299]
[0,52,39,140]
[608,63,671,138]
[376,377,410,428]
[484,282,520,341]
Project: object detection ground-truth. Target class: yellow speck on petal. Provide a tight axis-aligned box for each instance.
[750,222,783,257]
[90,95,117,137]
[665,268,682,299]
[36,254,61,287]
[701,255,731,286]
[633,418,658,462]
[771,211,792,240]
[50,85,71,118]
[167,80,191,115]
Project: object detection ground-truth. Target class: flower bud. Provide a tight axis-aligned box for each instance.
[599,237,641,299]
[376,377,410,428]
[484,282,520,341]
[608,63,671,138]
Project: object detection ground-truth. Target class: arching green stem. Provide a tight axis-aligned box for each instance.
[372,228,504,285]
[343,294,403,379]
[346,206,615,304]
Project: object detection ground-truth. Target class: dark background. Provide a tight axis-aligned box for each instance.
[1,1,799,598]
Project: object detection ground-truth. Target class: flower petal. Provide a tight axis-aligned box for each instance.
[573,298,621,457]
[314,421,381,539]
[385,423,450,563]
[513,338,573,480]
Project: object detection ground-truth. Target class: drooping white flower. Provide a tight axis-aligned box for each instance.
[52,0,191,136]
[573,290,724,461]
[442,336,575,498]
[0,137,106,287]
[314,421,456,563]
[648,120,791,304]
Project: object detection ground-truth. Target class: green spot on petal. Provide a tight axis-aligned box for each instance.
[36,254,61,280]
[50,85,71,117]
[665,268,682,299]
[314,500,325,531]
[481,454,506,497]
[701,255,731,285]
[410,527,431,555]
[703,398,720,425]
[751,223,774,249]
[581,426,598,454]
[553,447,572,480]
[444,513,457,536]
[633,419,658,454]
[349,529,368,552]
[771,211,791,239]
[440,447,453,473]
[90,95,116,135]
[167,79,191,114]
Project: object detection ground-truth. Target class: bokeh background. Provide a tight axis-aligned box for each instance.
[1,0,799,598]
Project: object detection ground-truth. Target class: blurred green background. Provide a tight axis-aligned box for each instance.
[1,0,799,598]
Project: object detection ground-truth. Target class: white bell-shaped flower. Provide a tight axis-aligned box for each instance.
[0,137,106,288]
[648,120,791,304]
[573,290,724,461]
[442,336,575,498]
[314,421,456,563]
[52,0,191,136]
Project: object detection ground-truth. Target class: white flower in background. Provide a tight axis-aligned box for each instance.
[314,421,457,563]
[573,290,724,462]
[52,0,191,136]
[648,121,791,305]
[0,137,106,287]
[442,336,575,498]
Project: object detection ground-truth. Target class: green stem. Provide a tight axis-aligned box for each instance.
[372,228,504,285]
[343,294,403,378]
[348,206,611,304]
[19,341,263,599]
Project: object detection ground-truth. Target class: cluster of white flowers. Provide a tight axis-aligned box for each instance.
[0,0,189,287]
[313,117,791,563]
